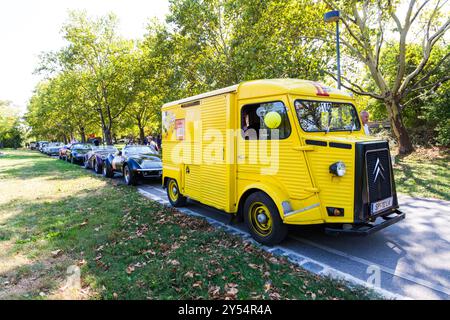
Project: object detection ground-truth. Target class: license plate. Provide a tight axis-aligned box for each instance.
[143,171,161,177]
[371,197,393,214]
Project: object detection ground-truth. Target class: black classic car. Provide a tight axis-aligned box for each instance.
[65,144,93,164]
[103,145,162,185]
[83,145,118,174]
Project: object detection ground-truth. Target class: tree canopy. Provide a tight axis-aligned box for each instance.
[24,1,450,153]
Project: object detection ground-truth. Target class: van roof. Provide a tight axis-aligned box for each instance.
[162,79,354,108]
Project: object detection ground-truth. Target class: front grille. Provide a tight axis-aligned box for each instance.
[365,149,392,203]
[354,141,398,222]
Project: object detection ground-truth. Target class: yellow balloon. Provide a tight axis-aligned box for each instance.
[264,111,282,129]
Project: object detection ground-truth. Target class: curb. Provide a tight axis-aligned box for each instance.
[138,188,410,300]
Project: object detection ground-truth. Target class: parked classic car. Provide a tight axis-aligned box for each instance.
[83,145,118,174]
[44,142,64,156]
[37,141,49,152]
[65,144,93,164]
[103,145,162,185]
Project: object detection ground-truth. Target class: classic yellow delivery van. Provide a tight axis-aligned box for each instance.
[161,79,405,244]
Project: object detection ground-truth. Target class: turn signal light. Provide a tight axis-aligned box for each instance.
[327,207,344,217]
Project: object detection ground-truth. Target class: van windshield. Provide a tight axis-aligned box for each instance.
[294,100,361,132]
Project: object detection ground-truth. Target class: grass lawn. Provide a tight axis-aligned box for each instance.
[393,147,449,201]
[0,149,375,300]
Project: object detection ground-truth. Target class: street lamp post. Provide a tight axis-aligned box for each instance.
[324,10,341,89]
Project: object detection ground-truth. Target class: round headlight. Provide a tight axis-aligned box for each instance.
[330,161,346,177]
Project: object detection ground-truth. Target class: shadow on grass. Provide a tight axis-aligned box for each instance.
[0,182,377,300]
[0,155,87,181]
[0,184,138,299]
[394,156,450,201]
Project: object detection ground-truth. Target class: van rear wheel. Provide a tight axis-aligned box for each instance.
[243,192,287,245]
[167,179,187,207]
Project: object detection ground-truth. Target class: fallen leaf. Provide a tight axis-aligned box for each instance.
[225,287,238,299]
[184,271,194,278]
[77,259,87,266]
[51,249,62,258]
[208,286,221,298]
[248,263,259,270]
[168,259,180,266]
[126,265,135,274]
[264,281,272,292]
[269,292,281,300]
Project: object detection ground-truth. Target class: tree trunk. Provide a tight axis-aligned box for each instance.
[385,99,414,155]
[80,127,86,143]
[103,127,113,145]
[137,117,145,144]
[139,127,145,144]
[97,107,113,145]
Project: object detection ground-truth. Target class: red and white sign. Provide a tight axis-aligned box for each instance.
[175,119,185,140]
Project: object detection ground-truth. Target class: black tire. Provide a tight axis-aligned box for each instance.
[243,192,288,245]
[166,178,187,207]
[123,165,138,186]
[83,159,90,169]
[102,163,114,178]
[94,160,102,174]
[65,155,69,162]
[70,156,75,164]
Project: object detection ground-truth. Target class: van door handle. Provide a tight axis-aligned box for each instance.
[293,146,315,152]
[186,166,190,174]
[238,155,246,160]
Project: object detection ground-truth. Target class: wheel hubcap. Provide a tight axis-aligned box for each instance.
[168,181,179,202]
[257,213,268,224]
[249,202,273,237]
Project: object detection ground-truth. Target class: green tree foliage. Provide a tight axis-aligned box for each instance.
[322,0,449,154]
[26,2,449,151]
[165,0,332,93]
[0,101,23,148]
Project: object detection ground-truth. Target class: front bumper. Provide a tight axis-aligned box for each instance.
[73,156,86,162]
[324,209,405,236]
[136,169,162,178]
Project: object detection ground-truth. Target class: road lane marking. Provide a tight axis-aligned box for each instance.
[290,235,450,297]
[140,185,450,298]
[137,186,409,299]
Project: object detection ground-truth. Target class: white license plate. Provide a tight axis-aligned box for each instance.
[371,197,393,214]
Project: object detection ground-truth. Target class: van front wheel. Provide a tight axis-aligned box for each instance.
[244,192,287,245]
[167,179,187,207]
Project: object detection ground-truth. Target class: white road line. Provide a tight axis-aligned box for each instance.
[290,235,450,297]
[140,186,450,298]
[136,186,410,299]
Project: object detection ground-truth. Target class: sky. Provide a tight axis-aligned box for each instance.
[0,0,170,114]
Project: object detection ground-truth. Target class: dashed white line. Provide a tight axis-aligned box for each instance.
[290,235,450,297]
[136,186,410,299]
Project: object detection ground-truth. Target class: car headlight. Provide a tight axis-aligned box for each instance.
[329,161,346,177]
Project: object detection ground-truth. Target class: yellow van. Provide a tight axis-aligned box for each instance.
[161,79,405,245]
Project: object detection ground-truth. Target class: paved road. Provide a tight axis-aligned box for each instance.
[89,163,449,300]
[131,178,450,300]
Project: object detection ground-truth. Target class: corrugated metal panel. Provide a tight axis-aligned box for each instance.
[199,95,229,210]
[306,145,355,218]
